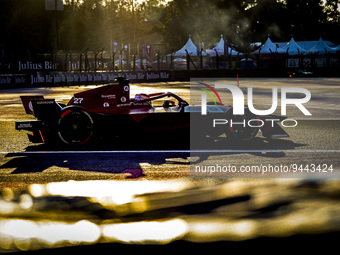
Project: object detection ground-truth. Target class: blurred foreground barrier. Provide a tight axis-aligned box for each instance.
[1,178,340,252]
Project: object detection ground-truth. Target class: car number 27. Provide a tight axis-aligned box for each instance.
[74,98,83,104]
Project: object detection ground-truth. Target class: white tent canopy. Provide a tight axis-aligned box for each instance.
[253,36,285,54]
[253,36,340,56]
[309,37,338,54]
[281,37,308,55]
[172,35,207,57]
[206,35,241,56]
[173,58,187,62]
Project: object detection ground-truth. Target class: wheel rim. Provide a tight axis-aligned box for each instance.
[58,108,93,145]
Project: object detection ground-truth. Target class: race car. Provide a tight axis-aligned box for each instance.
[15,77,289,147]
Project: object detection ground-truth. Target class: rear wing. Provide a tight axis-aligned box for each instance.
[20,96,45,115]
[20,95,62,120]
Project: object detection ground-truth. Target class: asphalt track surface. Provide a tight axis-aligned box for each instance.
[0,78,339,187]
[0,78,340,252]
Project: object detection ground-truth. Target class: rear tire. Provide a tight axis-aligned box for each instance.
[57,106,94,146]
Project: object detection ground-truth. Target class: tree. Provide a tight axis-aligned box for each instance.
[58,0,163,52]
[0,0,49,63]
[155,0,243,51]
[155,0,339,51]
[1,0,339,70]
[283,0,326,40]
[324,0,340,23]
[246,0,286,42]
[322,0,340,44]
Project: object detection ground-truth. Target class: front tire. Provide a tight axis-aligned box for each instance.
[225,107,259,141]
[57,106,94,146]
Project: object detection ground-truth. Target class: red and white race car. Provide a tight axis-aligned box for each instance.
[15,78,288,147]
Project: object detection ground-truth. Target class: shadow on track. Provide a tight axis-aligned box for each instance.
[1,151,190,178]
[0,136,306,178]
[189,137,307,165]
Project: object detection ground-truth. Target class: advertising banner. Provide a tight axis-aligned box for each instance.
[0,71,171,87]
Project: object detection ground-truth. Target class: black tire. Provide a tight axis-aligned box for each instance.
[57,106,94,145]
[225,107,259,141]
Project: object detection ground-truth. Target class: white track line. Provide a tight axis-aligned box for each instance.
[1,150,340,155]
